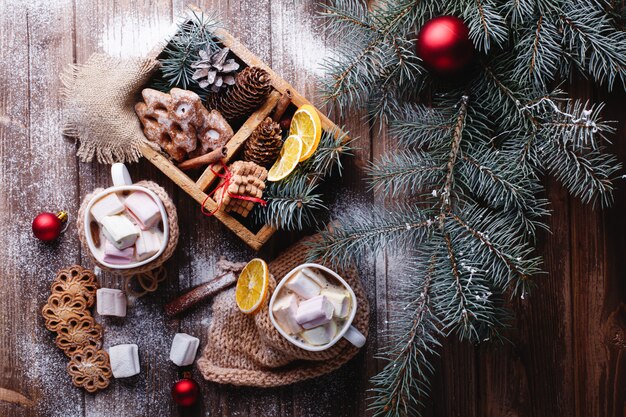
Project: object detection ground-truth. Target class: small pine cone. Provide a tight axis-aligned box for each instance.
[206,66,272,121]
[243,117,283,167]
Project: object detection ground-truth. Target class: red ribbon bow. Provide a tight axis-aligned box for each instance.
[201,161,267,217]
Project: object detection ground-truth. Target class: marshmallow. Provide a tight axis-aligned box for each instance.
[295,295,334,329]
[169,333,200,366]
[100,215,140,249]
[272,294,303,335]
[285,271,321,299]
[301,321,338,346]
[301,267,329,288]
[108,344,140,378]
[321,287,351,318]
[90,193,124,223]
[103,241,134,265]
[124,191,161,230]
[135,229,161,261]
[96,288,127,317]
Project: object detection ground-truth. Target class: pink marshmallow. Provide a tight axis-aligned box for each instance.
[124,191,161,230]
[295,295,334,329]
[103,240,134,264]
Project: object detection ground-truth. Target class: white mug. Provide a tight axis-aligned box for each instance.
[269,263,366,352]
[83,163,169,270]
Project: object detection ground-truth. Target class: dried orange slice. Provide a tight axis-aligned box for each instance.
[267,134,303,182]
[235,258,269,314]
[290,104,322,162]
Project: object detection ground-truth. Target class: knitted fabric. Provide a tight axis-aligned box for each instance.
[77,181,179,281]
[196,235,369,387]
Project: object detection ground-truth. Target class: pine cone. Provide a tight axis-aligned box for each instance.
[191,47,240,92]
[243,117,283,167]
[206,66,272,121]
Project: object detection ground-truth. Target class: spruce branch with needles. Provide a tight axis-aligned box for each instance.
[313,1,623,415]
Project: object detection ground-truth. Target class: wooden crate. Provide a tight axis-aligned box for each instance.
[140,6,346,251]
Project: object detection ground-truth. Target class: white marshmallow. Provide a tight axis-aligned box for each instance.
[301,267,329,288]
[135,229,161,261]
[285,271,321,299]
[295,295,334,329]
[301,321,338,346]
[90,193,124,223]
[124,191,161,230]
[108,344,140,378]
[272,294,303,335]
[169,333,200,367]
[101,215,140,249]
[321,287,351,318]
[96,288,127,317]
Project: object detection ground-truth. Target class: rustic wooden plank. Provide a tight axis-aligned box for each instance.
[72,1,178,417]
[0,2,81,417]
[170,1,276,416]
[569,82,626,417]
[477,176,575,417]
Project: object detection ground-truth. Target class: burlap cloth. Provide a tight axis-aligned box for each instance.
[77,181,179,282]
[197,236,369,387]
[61,54,160,164]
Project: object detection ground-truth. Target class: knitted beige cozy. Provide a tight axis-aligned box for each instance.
[197,235,369,387]
[77,181,179,295]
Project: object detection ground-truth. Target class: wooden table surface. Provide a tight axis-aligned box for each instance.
[1,1,625,416]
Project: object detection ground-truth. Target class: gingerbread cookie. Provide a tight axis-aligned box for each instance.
[55,315,103,356]
[51,265,100,308]
[67,347,112,393]
[42,292,87,332]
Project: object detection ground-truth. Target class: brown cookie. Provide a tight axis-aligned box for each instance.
[55,315,103,357]
[51,265,99,307]
[42,292,87,332]
[67,347,112,393]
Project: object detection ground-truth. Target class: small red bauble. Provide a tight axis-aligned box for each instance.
[416,16,474,74]
[171,377,200,407]
[32,211,68,242]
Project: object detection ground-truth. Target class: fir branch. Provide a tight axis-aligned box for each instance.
[311,128,354,178]
[367,150,444,197]
[254,178,326,230]
[539,138,620,207]
[370,256,442,417]
[157,10,220,90]
[389,104,455,149]
[310,204,436,268]
[316,2,624,416]
[513,15,561,89]
[456,0,509,52]
[560,1,626,89]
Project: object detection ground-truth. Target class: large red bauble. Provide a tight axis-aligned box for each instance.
[171,377,200,407]
[416,16,474,74]
[32,212,63,242]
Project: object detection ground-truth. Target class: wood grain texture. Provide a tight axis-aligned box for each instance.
[0,0,625,416]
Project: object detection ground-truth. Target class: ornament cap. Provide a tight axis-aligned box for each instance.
[56,211,69,223]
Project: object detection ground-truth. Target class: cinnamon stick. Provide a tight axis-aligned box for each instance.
[178,146,227,171]
[272,89,292,122]
[164,272,237,317]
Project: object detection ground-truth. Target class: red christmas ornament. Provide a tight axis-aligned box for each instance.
[32,211,68,242]
[416,16,474,74]
[171,376,200,407]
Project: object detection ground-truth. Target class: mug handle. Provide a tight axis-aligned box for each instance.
[111,163,133,186]
[343,325,366,348]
